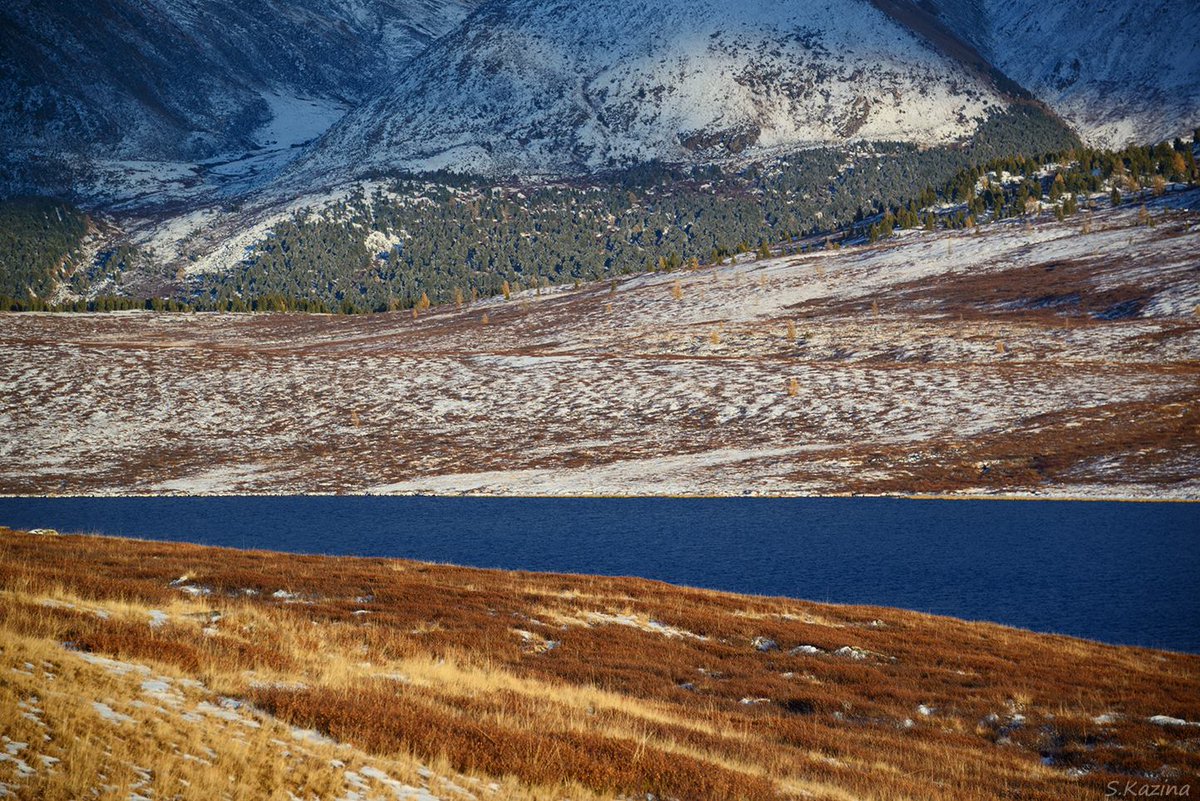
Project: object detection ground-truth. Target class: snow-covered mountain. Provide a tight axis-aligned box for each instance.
[291,0,1014,181]
[923,0,1200,147]
[0,0,481,166]
[2,0,1196,202]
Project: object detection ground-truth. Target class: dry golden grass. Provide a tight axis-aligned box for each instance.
[1,527,1198,800]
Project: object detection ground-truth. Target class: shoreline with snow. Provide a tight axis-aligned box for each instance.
[2,525,1198,800]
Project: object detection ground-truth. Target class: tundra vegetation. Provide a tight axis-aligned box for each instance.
[1,186,1196,498]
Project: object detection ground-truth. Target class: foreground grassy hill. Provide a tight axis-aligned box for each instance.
[0,526,1197,800]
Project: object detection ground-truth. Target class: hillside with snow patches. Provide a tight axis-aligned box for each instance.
[4,529,1199,801]
[925,0,1200,147]
[289,0,1012,182]
[3,190,1197,498]
[0,0,1197,310]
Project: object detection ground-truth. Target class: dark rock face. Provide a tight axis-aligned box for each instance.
[0,0,480,164]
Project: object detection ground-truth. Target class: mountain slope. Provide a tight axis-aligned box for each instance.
[293,0,1013,181]
[0,0,481,178]
[2,0,1195,200]
[924,0,1200,146]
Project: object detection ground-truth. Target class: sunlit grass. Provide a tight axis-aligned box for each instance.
[1,526,1197,799]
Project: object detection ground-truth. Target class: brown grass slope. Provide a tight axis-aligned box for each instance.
[1,527,1197,800]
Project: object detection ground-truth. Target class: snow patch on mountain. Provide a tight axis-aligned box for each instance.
[198,94,349,186]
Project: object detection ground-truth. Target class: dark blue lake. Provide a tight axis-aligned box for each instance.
[1,497,1196,652]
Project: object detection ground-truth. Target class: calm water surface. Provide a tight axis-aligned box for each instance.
[1,497,1196,652]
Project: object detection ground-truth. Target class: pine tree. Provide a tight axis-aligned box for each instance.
[880,211,895,237]
[1049,173,1065,201]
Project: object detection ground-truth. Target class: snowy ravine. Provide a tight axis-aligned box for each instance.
[0,0,481,166]
[1,192,1198,498]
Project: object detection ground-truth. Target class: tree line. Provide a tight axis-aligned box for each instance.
[14,106,1190,315]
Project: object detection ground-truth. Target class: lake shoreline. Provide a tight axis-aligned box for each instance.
[2,490,1197,502]
[12,525,1200,656]
[2,495,1196,653]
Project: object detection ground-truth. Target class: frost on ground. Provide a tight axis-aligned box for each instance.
[0,195,1197,498]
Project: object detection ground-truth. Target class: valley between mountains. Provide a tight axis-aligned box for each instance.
[3,193,1197,499]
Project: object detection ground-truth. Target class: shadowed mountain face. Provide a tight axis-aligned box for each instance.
[921,0,1200,147]
[0,0,480,164]
[289,0,1012,182]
